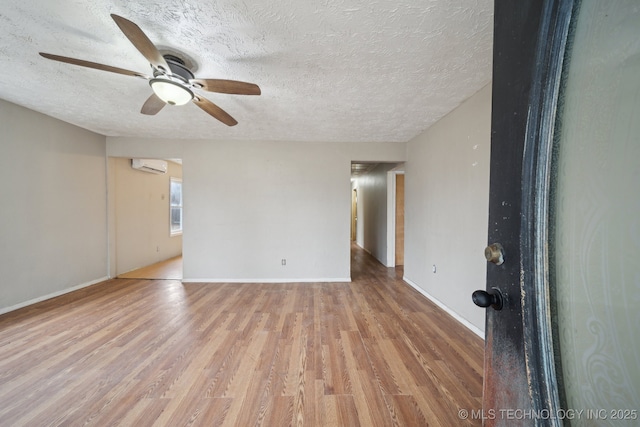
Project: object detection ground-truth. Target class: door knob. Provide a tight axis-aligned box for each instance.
[472,288,504,310]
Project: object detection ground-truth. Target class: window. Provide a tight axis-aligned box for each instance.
[170,178,182,235]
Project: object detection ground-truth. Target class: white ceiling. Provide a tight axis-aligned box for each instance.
[0,0,493,143]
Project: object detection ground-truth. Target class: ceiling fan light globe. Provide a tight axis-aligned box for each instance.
[150,79,193,106]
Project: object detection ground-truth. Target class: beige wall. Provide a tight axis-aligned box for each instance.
[110,158,183,276]
[404,83,492,335]
[0,99,108,313]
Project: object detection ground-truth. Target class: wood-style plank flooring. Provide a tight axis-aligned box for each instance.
[0,245,483,426]
[118,256,183,280]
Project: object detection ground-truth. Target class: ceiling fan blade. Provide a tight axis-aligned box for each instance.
[39,53,149,78]
[190,79,261,95]
[110,14,170,73]
[192,95,238,126]
[140,93,166,115]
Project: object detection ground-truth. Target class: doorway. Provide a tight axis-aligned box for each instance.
[350,162,404,268]
[108,157,183,280]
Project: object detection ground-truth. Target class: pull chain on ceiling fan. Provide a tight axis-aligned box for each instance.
[39,14,261,126]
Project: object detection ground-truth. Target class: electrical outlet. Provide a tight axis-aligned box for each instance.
[157,246,160,252]
[281,259,286,266]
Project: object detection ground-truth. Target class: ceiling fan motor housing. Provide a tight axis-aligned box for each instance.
[161,55,194,82]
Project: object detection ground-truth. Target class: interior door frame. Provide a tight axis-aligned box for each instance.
[386,170,405,267]
[351,188,358,241]
[107,156,184,280]
[484,0,576,421]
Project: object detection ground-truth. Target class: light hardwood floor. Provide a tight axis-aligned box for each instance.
[0,245,483,426]
[118,256,183,280]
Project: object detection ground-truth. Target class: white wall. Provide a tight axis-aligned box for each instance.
[110,158,182,276]
[0,99,108,313]
[353,163,398,265]
[404,83,492,335]
[107,137,406,282]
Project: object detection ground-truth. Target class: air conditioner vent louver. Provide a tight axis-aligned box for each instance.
[131,159,168,174]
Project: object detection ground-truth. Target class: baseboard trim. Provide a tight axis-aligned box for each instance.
[183,277,352,284]
[403,276,485,339]
[0,276,109,316]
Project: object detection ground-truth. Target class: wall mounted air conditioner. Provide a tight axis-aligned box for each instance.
[131,158,168,174]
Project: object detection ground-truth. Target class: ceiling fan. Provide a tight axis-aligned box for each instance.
[39,14,261,126]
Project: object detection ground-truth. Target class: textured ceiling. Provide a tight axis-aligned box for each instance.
[0,0,493,143]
